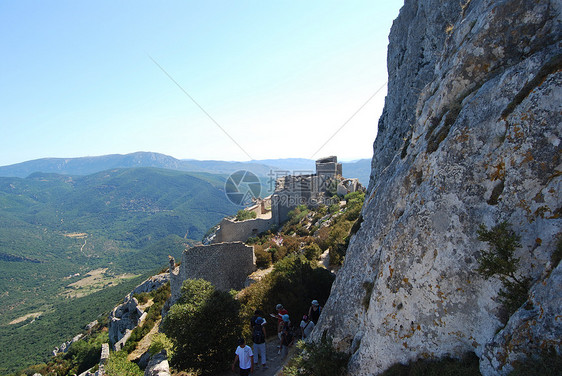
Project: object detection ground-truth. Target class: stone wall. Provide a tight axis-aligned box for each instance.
[213,215,274,243]
[170,242,255,303]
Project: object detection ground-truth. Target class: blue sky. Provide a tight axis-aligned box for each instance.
[0,1,403,166]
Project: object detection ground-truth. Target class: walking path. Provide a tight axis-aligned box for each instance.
[219,337,297,376]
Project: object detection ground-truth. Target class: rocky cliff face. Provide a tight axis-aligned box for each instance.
[313,0,561,375]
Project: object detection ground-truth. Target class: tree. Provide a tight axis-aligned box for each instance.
[476,222,531,315]
[162,279,242,375]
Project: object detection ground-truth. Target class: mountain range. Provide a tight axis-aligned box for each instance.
[0,152,371,186]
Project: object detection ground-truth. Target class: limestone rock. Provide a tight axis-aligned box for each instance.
[130,273,170,296]
[144,350,171,376]
[480,262,562,375]
[313,0,561,375]
[108,296,144,349]
[85,320,98,331]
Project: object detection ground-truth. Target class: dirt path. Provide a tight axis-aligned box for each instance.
[219,338,297,376]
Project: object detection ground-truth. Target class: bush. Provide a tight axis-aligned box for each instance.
[163,279,242,375]
[149,333,174,357]
[105,351,143,376]
[476,222,531,315]
[236,210,257,221]
[238,255,334,341]
[254,244,273,268]
[509,347,562,376]
[303,243,322,261]
[380,353,481,376]
[122,283,170,354]
[328,203,340,214]
[283,335,350,376]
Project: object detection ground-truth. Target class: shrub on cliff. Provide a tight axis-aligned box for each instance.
[476,222,531,315]
[105,351,143,376]
[236,209,257,221]
[283,335,350,376]
[163,279,242,375]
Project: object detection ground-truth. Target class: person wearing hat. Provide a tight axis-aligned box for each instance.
[232,337,254,376]
[280,314,293,359]
[308,299,322,324]
[252,317,268,370]
[300,314,315,339]
[270,303,288,352]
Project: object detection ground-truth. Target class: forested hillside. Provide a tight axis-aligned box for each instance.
[0,167,239,373]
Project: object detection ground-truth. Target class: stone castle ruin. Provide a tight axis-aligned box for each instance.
[169,242,255,304]
[169,156,362,303]
[212,197,275,243]
[271,156,362,224]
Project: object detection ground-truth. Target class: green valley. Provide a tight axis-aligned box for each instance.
[0,167,239,373]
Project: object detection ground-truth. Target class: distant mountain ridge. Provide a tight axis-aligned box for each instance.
[0,152,371,185]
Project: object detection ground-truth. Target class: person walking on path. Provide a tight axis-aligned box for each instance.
[232,338,254,376]
[280,314,294,359]
[252,317,268,370]
[308,300,322,324]
[270,303,288,353]
[300,315,315,340]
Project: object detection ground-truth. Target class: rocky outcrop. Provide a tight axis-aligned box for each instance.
[52,333,83,356]
[144,351,171,376]
[108,296,144,349]
[130,273,169,296]
[480,262,562,375]
[313,0,561,375]
[108,273,168,350]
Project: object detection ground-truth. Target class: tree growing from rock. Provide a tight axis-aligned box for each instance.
[476,221,531,315]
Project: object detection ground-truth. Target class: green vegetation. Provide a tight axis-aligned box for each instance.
[251,192,365,269]
[238,254,334,341]
[236,209,257,221]
[380,353,481,376]
[105,351,143,376]
[0,167,239,373]
[283,335,350,376]
[0,275,145,375]
[162,279,242,376]
[148,333,174,357]
[509,346,562,376]
[17,326,110,376]
[476,222,531,315]
[122,283,170,354]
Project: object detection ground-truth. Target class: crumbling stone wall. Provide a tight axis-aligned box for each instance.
[213,216,274,243]
[170,242,255,303]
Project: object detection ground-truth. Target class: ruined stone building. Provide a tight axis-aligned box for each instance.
[271,156,362,224]
[212,197,275,244]
[169,242,255,304]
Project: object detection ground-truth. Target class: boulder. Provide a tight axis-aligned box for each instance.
[144,350,171,376]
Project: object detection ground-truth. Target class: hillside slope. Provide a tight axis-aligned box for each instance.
[0,167,239,373]
[314,0,561,375]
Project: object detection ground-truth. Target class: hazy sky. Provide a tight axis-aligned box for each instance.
[0,1,403,166]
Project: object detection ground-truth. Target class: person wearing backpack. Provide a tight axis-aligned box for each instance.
[280,314,294,359]
[308,300,322,324]
[252,317,268,369]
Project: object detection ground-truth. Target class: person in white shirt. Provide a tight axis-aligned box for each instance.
[300,315,315,339]
[232,338,254,376]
